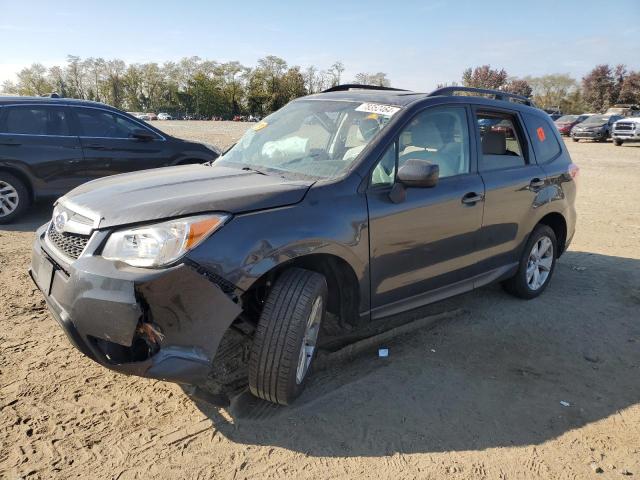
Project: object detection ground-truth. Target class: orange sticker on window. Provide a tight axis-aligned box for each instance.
[537,126,546,142]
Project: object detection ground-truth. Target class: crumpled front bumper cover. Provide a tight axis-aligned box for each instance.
[30,224,242,384]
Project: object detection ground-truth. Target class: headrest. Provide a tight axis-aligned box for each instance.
[482,131,506,155]
[412,120,443,149]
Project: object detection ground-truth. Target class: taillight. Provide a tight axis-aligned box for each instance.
[568,163,579,181]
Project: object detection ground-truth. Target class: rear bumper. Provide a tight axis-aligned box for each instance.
[30,224,242,384]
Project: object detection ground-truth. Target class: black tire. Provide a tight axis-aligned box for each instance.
[614,139,623,146]
[0,172,30,224]
[249,268,327,405]
[503,225,558,300]
[572,138,579,142]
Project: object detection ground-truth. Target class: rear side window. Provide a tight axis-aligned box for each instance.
[75,108,157,139]
[523,113,562,164]
[0,106,71,136]
[475,111,526,172]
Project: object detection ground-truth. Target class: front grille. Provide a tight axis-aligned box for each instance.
[47,223,90,260]
[614,123,634,131]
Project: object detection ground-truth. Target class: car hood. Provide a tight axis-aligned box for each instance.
[58,164,314,229]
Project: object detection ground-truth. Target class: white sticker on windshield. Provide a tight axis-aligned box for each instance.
[355,102,401,117]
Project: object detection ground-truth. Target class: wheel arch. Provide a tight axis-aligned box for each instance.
[537,212,567,257]
[241,252,361,329]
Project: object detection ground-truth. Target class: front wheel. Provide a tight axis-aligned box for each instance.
[249,268,327,405]
[0,173,30,224]
[503,225,557,299]
[572,137,579,142]
[614,139,623,146]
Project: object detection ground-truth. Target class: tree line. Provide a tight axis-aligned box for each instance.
[0,55,389,119]
[2,56,638,117]
[457,64,640,114]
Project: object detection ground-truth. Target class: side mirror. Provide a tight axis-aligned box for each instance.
[389,159,439,204]
[131,129,155,141]
[397,159,439,187]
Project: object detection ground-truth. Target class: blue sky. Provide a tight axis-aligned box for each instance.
[1,0,638,90]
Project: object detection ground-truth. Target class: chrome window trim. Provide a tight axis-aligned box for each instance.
[0,103,166,141]
[0,132,79,138]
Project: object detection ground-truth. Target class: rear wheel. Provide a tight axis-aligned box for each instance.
[503,225,557,300]
[249,268,327,405]
[0,173,29,224]
[572,137,579,142]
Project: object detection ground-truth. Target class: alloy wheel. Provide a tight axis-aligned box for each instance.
[0,181,19,217]
[526,235,554,291]
[295,296,323,384]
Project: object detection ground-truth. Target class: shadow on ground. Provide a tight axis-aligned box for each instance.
[190,251,640,457]
[0,201,53,233]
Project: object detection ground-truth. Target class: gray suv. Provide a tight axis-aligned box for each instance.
[30,86,578,406]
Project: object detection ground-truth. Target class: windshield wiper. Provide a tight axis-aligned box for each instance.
[241,166,268,176]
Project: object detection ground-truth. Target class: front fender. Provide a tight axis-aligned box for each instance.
[186,178,370,313]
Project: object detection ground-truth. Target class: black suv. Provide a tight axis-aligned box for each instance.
[0,96,219,223]
[30,86,577,406]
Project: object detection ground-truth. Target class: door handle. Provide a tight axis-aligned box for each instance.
[529,178,545,188]
[461,192,484,205]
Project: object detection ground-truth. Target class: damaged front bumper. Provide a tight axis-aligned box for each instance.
[29,223,242,385]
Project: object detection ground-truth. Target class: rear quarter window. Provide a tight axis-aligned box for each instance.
[524,113,562,164]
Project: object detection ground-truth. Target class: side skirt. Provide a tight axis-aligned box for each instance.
[367,263,518,321]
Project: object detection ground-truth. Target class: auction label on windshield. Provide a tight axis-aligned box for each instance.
[355,103,401,117]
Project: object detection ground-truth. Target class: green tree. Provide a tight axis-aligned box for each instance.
[582,65,614,112]
[462,65,508,90]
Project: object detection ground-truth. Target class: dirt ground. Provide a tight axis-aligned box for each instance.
[1,121,639,480]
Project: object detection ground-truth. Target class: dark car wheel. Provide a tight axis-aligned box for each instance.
[614,139,623,146]
[503,225,557,300]
[249,268,327,405]
[0,173,30,224]
[572,138,579,142]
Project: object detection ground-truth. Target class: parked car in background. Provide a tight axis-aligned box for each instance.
[554,114,591,136]
[0,96,220,223]
[29,85,577,406]
[611,117,640,146]
[544,107,563,121]
[570,114,623,142]
[605,104,640,118]
[157,113,173,120]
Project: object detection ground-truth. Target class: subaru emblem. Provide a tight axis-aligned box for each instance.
[54,211,68,233]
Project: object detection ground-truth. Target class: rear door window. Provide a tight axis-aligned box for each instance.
[523,113,562,164]
[0,106,72,136]
[475,111,526,172]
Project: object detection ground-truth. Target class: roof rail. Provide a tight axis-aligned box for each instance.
[428,86,535,106]
[322,84,408,93]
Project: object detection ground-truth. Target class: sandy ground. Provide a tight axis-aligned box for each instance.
[1,121,639,480]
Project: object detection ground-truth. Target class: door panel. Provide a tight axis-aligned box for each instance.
[366,104,484,314]
[79,138,170,179]
[367,174,485,310]
[473,108,547,272]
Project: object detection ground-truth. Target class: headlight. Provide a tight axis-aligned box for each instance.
[102,213,229,267]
